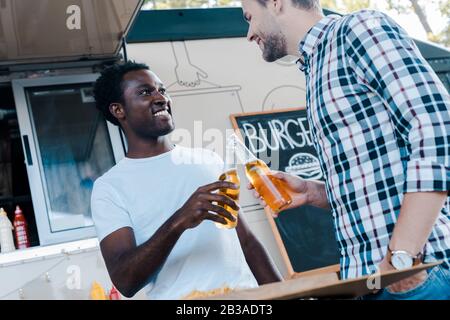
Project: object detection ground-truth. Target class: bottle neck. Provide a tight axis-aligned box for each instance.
[227,135,258,165]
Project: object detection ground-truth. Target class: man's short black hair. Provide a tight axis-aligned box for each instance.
[93,61,150,126]
[256,0,320,11]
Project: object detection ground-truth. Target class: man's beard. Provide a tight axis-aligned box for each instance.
[134,119,176,139]
[151,125,175,137]
[262,32,288,62]
[149,121,175,138]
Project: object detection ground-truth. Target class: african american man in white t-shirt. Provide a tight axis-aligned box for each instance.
[91,61,281,299]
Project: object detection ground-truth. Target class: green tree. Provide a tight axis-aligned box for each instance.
[321,0,370,12]
[321,0,448,47]
[436,0,450,47]
[386,0,449,46]
[143,0,449,47]
[143,0,238,9]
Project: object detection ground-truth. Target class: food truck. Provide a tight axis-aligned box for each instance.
[0,0,449,300]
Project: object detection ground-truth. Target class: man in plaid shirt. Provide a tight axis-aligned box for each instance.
[242,0,450,299]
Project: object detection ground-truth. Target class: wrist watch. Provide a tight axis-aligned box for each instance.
[387,246,423,270]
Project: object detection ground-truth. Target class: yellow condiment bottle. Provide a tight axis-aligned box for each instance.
[90,281,107,300]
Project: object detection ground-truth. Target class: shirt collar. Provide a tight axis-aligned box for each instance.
[297,14,340,71]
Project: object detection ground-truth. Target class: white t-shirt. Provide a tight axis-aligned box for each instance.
[91,145,258,299]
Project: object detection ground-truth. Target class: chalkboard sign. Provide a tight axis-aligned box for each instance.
[230,108,340,275]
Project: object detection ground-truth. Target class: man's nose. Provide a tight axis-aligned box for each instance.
[154,93,168,105]
[246,27,255,42]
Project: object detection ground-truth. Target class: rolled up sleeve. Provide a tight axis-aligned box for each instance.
[344,11,450,194]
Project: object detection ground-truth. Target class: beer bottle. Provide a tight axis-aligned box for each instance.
[215,142,240,229]
[228,134,292,214]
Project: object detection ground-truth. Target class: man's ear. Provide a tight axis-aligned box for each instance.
[109,103,125,122]
[269,0,284,14]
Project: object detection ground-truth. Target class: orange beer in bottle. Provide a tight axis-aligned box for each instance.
[215,168,240,229]
[215,141,240,229]
[228,134,292,214]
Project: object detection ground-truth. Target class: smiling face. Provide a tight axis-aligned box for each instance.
[242,0,288,62]
[119,69,175,139]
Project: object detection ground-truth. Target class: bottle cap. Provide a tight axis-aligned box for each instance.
[15,206,22,214]
[0,208,6,217]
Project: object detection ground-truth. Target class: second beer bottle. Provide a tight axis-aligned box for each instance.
[215,141,240,229]
[228,133,292,214]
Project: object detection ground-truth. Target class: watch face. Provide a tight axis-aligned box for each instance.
[391,252,413,270]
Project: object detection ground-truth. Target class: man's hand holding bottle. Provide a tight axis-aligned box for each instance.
[247,171,331,217]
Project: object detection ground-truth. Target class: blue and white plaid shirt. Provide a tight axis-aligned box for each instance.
[298,10,450,279]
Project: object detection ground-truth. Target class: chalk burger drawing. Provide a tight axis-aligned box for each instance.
[285,153,322,180]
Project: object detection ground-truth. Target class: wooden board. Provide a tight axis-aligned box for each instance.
[204,262,441,300]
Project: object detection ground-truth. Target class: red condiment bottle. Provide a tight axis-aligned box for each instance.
[109,285,121,300]
[13,206,30,249]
